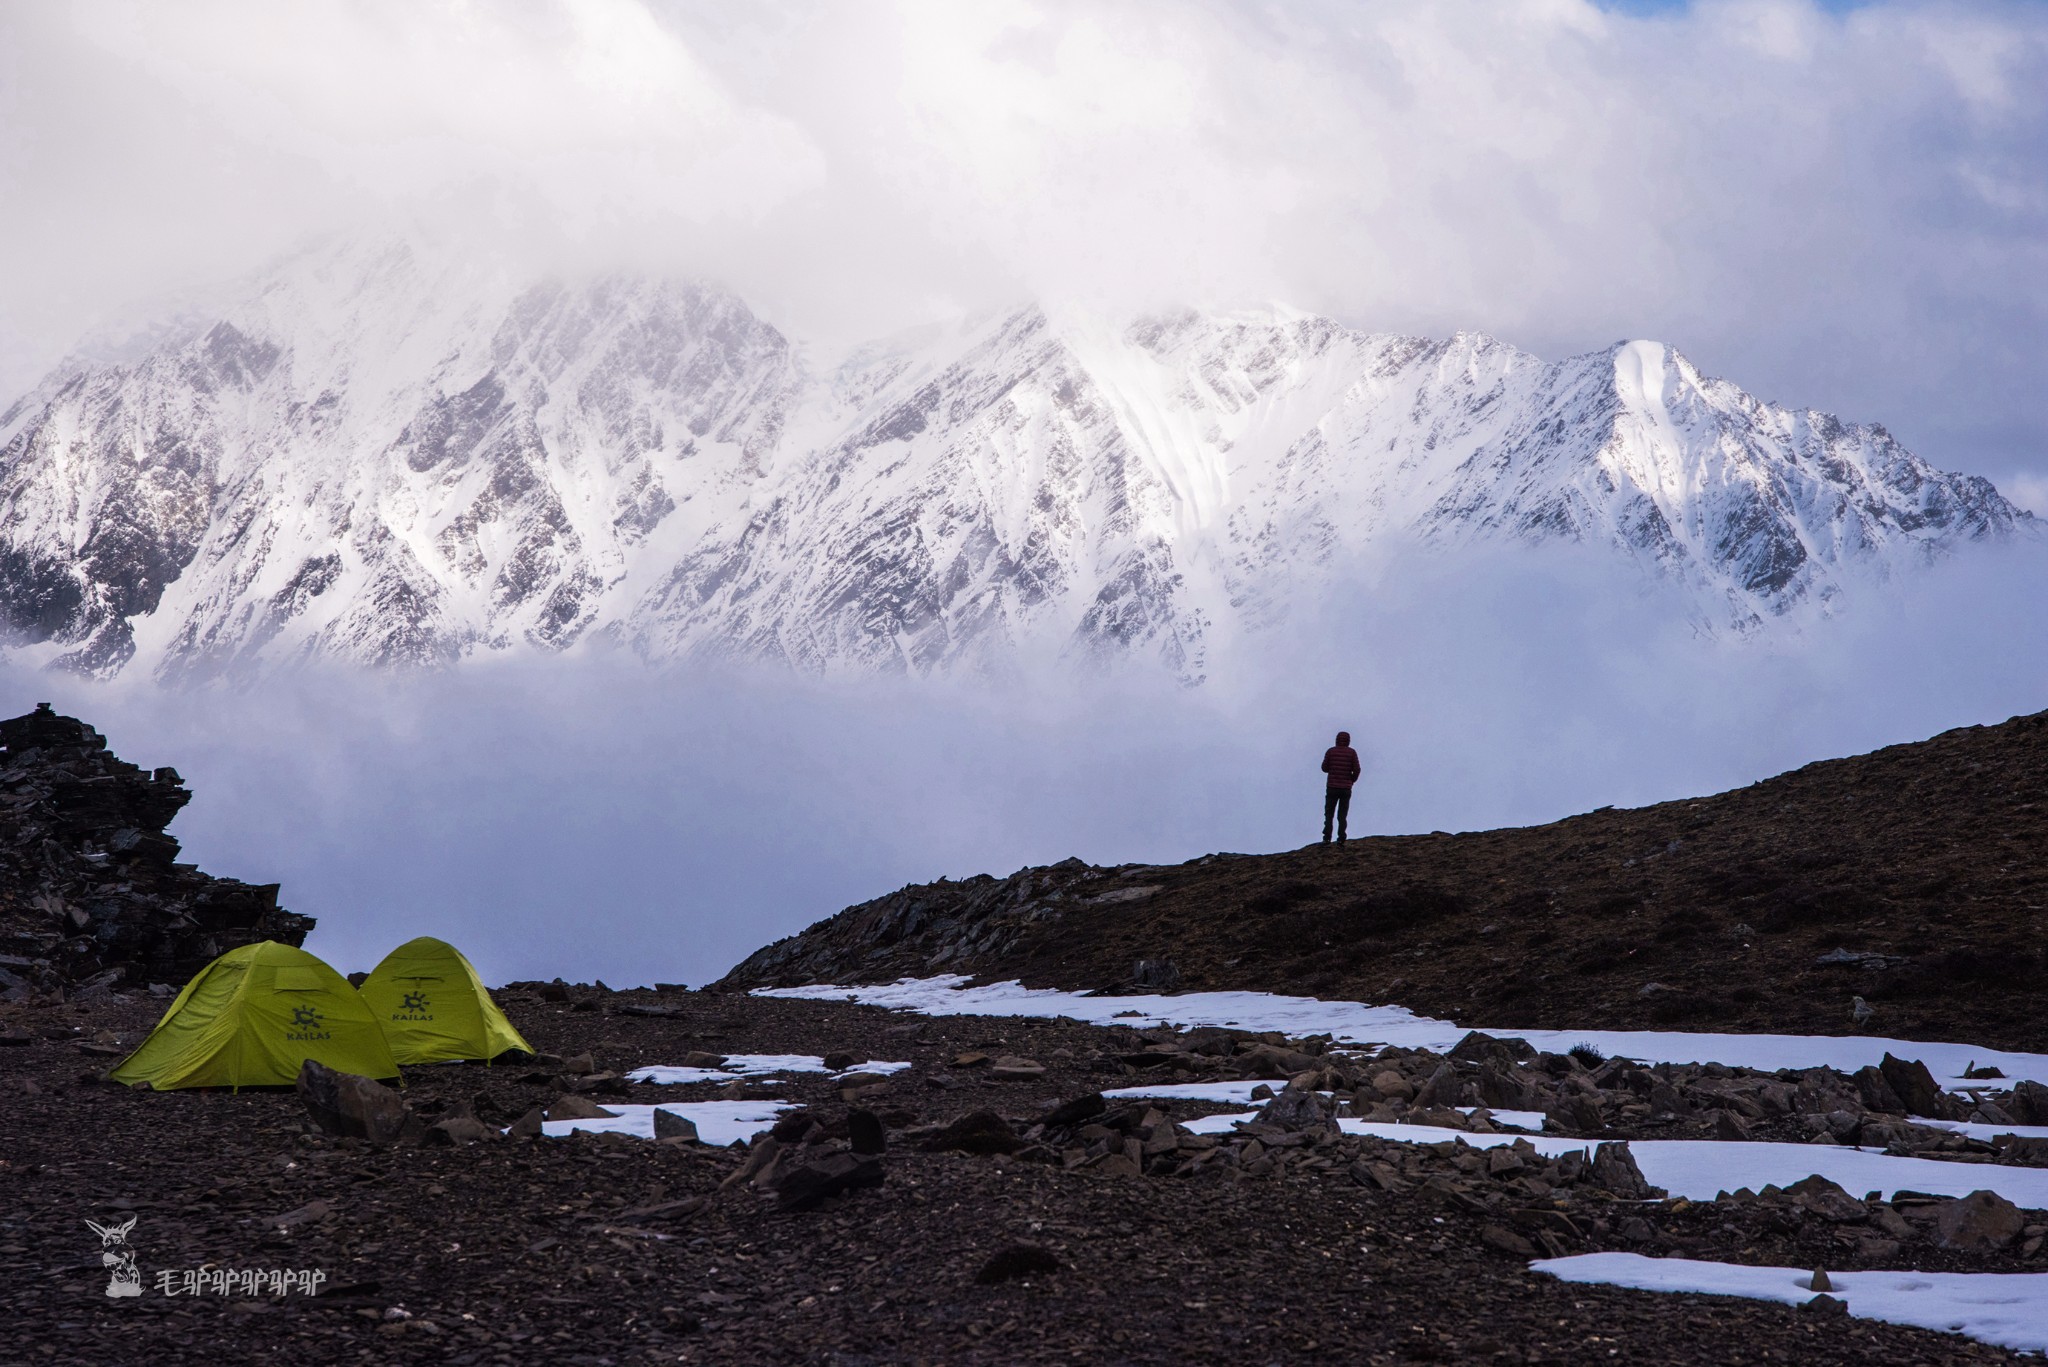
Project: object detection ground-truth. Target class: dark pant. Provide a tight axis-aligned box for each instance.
[1322,787,1351,842]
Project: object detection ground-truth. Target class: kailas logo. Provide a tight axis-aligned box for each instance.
[85,1216,142,1299]
[393,989,433,1021]
[285,1004,331,1041]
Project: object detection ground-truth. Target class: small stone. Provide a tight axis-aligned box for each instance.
[822,1051,865,1071]
[975,1244,1061,1284]
[953,1052,991,1069]
[1800,1294,1848,1316]
[560,1053,596,1076]
[272,1199,332,1232]
[989,1057,1046,1081]
[508,1107,546,1138]
[680,1051,728,1069]
[426,1116,493,1146]
[1714,1110,1753,1142]
[1371,1070,1414,1101]
[1480,1224,1537,1258]
[1804,1269,1833,1292]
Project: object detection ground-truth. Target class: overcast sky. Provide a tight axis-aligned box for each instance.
[2,0,2044,501]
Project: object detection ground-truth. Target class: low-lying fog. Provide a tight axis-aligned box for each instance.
[11,540,2045,989]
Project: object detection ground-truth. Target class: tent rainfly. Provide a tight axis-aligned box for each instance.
[357,936,532,1065]
[109,940,399,1090]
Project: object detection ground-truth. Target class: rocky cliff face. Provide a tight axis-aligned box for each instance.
[0,705,312,998]
[0,239,2031,683]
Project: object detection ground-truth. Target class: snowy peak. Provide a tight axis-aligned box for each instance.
[0,243,2030,682]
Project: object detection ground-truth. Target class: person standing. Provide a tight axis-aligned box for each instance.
[1321,730,1361,845]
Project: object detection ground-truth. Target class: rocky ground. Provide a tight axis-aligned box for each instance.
[0,705,312,999]
[720,709,2048,1054]
[5,982,2046,1366]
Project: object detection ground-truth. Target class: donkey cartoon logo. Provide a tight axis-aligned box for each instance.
[84,1216,142,1298]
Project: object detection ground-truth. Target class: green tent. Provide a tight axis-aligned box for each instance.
[358,936,532,1065]
[110,941,399,1090]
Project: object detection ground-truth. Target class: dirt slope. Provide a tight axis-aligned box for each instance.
[719,709,2048,1052]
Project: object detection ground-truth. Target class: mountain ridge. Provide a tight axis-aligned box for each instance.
[0,239,2029,682]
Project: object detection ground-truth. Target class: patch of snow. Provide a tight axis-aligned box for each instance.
[1532,1253,2048,1356]
[1458,1108,1548,1132]
[540,1101,792,1145]
[1104,1080,1284,1105]
[758,977,2048,1089]
[626,1055,911,1086]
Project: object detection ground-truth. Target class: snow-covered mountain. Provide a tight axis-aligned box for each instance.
[0,239,2028,683]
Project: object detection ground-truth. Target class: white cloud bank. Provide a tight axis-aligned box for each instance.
[7,539,2042,988]
[1,0,2045,478]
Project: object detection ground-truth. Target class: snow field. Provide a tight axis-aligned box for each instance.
[540,1100,793,1145]
[758,977,2048,1089]
[1532,1254,2048,1356]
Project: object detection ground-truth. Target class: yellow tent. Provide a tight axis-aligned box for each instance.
[358,936,532,1064]
[110,941,399,1090]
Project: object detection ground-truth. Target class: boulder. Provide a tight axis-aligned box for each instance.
[1370,1070,1414,1102]
[1587,1142,1661,1200]
[1131,958,1180,991]
[1448,1032,1537,1068]
[296,1059,413,1144]
[653,1109,700,1142]
[821,1051,864,1072]
[1878,1053,1947,1118]
[1783,1174,1868,1223]
[545,1094,619,1122]
[1254,1087,1338,1134]
[848,1108,887,1155]
[922,1110,1024,1155]
[1853,1065,1906,1115]
[772,1151,884,1212]
[1042,1093,1107,1128]
[1934,1190,2025,1250]
[2010,1080,2048,1126]
[427,1116,494,1146]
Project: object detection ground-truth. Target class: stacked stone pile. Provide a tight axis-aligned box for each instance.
[0,704,312,999]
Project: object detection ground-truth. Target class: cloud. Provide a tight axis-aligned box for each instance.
[15,535,2044,988]
[1,0,2046,480]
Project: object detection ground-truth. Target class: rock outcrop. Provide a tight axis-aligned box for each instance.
[0,704,312,997]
